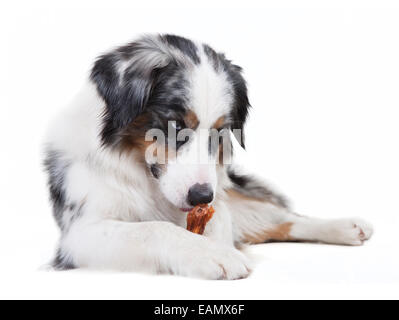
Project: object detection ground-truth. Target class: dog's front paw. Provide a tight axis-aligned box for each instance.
[178,242,251,280]
[325,218,374,246]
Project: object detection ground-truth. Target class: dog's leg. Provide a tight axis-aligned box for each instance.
[226,171,373,246]
[58,218,251,279]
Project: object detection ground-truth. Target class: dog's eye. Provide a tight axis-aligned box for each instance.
[170,121,184,132]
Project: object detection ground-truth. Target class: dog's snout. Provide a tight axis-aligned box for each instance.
[187,183,214,206]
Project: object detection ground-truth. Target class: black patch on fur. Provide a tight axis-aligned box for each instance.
[53,248,76,271]
[225,64,250,149]
[162,34,201,65]
[139,66,193,152]
[203,44,250,149]
[43,149,70,230]
[146,63,190,131]
[91,47,157,146]
[44,150,84,271]
[227,167,289,208]
[227,169,252,188]
[150,164,162,179]
[44,149,85,232]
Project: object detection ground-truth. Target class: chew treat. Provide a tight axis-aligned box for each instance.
[186,204,215,235]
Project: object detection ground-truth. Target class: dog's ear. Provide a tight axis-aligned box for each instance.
[91,36,171,146]
[226,63,250,149]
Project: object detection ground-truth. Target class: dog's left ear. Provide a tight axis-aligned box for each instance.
[90,36,171,146]
[226,63,250,149]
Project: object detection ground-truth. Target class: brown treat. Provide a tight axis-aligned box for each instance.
[186,204,215,235]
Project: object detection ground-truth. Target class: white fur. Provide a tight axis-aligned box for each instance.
[190,47,233,128]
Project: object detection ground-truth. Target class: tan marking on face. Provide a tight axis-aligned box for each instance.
[242,223,294,244]
[119,113,175,167]
[119,113,151,156]
[212,116,225,130]
[184,110,199,129]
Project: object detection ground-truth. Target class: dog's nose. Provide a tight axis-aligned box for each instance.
[187,183,214,206]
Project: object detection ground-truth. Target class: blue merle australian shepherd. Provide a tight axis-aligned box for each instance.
[44,34,373,279]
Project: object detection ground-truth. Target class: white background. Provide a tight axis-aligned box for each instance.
[1,0,399,299]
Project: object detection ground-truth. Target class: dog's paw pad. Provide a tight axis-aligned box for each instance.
[345,219,373,245]
[353,220,373,241]
[325,218,374,246]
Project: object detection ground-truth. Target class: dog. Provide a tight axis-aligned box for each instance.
[44,34,373,279]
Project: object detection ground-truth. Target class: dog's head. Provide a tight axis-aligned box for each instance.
[91,34,250,211]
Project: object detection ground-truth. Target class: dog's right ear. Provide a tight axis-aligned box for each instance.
[90,36,171,146]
